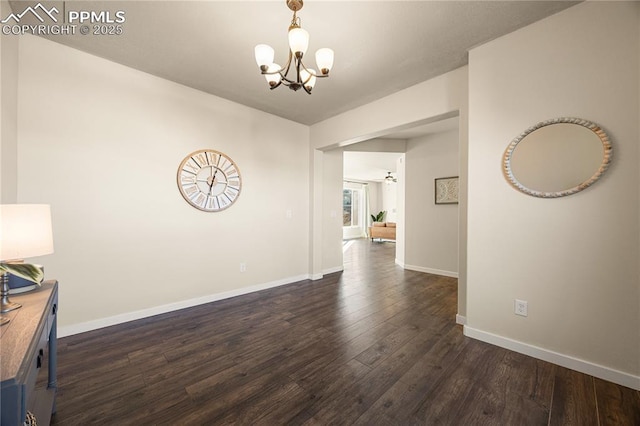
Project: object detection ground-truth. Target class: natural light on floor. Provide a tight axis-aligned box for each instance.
[342,240,355,252]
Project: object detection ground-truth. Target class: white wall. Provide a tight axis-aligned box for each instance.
[343,138,407,154]
[467,1,639,388]
[0,0,18,203]
[381,182,397,223]
[368,182,380,220]
[309,149,323,279]
[404,129,459,277]
[322,148,344,273]
[395,155,406,265]
[17,35,311,333]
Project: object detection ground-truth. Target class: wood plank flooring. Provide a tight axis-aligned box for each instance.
[52,239,640,425]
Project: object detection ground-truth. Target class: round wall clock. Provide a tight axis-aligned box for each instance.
[177,149,242,212]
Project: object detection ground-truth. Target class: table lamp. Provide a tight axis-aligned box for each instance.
[0,204,54,325]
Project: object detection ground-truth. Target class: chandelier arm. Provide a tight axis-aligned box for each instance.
[295,56,303,84]
[280,57,298,85]
[298,59,329,79]
[299,60,311,72]
[297,59,327,85]
[281,50,294,80]
[259,52,294,77]
[261,69,283,76]
[296,59,312,94]
[301,70,312,87]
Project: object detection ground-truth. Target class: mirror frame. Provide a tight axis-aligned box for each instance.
[502,117,613,198]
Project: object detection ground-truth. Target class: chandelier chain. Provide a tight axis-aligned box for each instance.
[290,11,300,30]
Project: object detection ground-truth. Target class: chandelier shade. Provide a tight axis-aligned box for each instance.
[255,0,334,94]
[254,44,275,68]
[288,27,309,57]
[300,68,316,91]
[315,48,334,75]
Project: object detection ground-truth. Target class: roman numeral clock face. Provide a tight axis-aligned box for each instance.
[177,149,242,212]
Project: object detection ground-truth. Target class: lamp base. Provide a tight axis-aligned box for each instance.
[0,298,22,313]
[0,273,22,313]
[0,316,9,326]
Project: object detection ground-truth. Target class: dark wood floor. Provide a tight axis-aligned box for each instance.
[52,239,639,425]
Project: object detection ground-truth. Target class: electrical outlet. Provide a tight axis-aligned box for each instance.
[240,262,247,273]
[515,299,528,317]
[286,209,292,219]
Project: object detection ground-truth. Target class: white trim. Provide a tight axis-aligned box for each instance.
[310,273,323,280]
[322,265,344,275]
[456,314,467,325]
[403,263,459,278]
[464,326,640,391]
[395,259,404,268]
[58,274,311,338]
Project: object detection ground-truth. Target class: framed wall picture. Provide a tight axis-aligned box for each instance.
[435,176,459,204]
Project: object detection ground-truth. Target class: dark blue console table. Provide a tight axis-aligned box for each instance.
[1,280,58,426]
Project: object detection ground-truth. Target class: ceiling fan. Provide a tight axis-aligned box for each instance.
[384,172,397,185]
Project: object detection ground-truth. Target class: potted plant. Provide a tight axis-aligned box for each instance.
[370,210,386,223]
[0,263,44,285]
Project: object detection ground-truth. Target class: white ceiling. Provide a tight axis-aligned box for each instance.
[344,151,402,183]
[20,0,579,125]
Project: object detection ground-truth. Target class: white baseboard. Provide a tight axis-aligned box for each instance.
[322,265,344,275]
[403,263,458,279]
[464,326,640,391]
[395,259,405,268]
[307,266,345,282]
[58,273,311,338]
[456,314,467,325]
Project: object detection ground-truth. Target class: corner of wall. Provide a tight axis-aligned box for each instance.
[0,4,19,203]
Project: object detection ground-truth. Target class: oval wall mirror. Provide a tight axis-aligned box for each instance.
[503,117,612,198]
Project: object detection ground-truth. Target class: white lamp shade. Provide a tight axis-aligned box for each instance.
[254,44,275,67]
[315,48,334,74]
[264,63,282,86]
[288,27,309,56]
[300,68,317,90]
[0,204,54,261]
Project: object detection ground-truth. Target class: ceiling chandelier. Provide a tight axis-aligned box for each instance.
[254,0,334,94]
